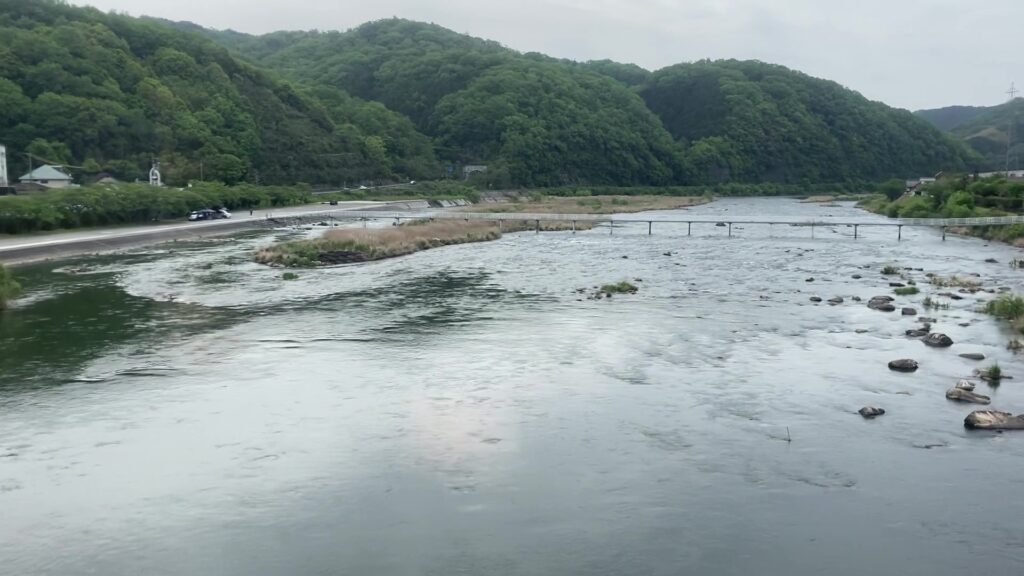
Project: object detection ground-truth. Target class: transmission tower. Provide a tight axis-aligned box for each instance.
[1008,82,1019,173]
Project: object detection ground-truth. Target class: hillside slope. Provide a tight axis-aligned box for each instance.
[0,1,438,185]
[201,20,977,185]
[640,60,980,183]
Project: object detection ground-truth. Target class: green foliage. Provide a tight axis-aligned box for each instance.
[640,60,979,184]
[599,281,639,295]
[941,98,1024,170]
[988,363,1002,380]
[0,182,311,234]
[894,286,919,296]
[281,272,299,281]
[878,179,906,201]
[985,294,1024,320]
[0,1,440,185]
[881,265,900,275]
[0,264,22,310]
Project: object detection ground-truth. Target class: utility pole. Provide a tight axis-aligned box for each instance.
[1008,82,1019,173]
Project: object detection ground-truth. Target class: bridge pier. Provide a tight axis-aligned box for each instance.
[687,222,691,236]
[535,219,540,234]
[942,226,946,241]
[728,222,732,237]
[610,221,613,235]
[571,220,576,234]
[854,225,858,239]
[898,225,903,241]
[648,221,652,235]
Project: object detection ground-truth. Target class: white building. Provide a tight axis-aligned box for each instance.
[19,165,73,188]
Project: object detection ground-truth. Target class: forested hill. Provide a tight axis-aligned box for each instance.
[639,61,978,182]
[0,0,439,185]
[1,3,979,187]
[916,99,1024,170]
[915,105,988,132]
[195,19,978,186]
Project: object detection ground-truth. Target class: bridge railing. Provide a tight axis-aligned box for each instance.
[266,208,1024,228]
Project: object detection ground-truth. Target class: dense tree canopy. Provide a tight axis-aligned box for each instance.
[916,99,1024,171]
[0,5,984,189]
[0,0,439,185]
[640,60,981,183]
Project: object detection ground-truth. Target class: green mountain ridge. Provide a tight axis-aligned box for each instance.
[916,99,1024,170]
[0,2,981,187]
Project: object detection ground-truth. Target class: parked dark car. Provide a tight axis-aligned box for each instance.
[187,208,231,221]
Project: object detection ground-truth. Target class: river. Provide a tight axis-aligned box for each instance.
[2,197,1023,575]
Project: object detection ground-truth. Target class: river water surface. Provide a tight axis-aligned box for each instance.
[2,198,1024,575]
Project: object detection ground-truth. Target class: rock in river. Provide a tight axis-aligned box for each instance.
[964,411,1024,430]
[828,297,844,305]
[905,329,929,338]
[959,353,986,361]
[945,387,991,404]
[888,359,919,372]
[923,333,954,348]
[902,307,917,316]
[955,380,976,391]
[809,296,822,303]
[859,406,886,419]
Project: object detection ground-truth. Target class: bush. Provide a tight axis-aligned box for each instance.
[599,281,639,295]
[282,272,299,281]
[0,264,21,310]
[894,286,919,296]
[985,294,1024,320]
[882,265,900,275]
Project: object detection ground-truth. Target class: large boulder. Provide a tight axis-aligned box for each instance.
[888,359,919,372]
[868,295,896,312]
[923,333,954,348]
[809,296,822,302]
[858,406,886,419]
[945,387,991,404]
[959,353,985,361]
[964,411,1024,430]
[828,297,844,305]
[902,307,918,316]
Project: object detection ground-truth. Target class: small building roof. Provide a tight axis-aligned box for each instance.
[19,165,72,181]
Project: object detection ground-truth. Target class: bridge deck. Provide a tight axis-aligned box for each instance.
[298,209,1024,228]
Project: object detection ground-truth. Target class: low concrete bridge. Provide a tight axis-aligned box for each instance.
[271,209,1024,241]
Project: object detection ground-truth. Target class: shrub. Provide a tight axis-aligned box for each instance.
[0,264,21,310]
[882,265,900,275]
[282,272,299,281]
[985,294,1024,320]
[988,363,1002,380]
[600,281,639,295]
[894,286,919,296]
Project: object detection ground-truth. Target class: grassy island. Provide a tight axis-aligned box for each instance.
[255,221,503,267]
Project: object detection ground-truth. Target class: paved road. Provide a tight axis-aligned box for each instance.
[0,201,388,265]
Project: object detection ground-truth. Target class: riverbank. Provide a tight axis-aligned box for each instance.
[0,201,389,266]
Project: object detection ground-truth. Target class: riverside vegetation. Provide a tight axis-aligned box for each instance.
[0,264,21,309]
[860,175,1024,243]
[255,221,503,267]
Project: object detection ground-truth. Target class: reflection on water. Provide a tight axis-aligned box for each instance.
[2,198,1024,575]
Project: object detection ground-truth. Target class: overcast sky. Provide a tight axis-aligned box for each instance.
[73,0,1022,111]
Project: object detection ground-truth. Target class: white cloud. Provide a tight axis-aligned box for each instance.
[72,0,1023,110]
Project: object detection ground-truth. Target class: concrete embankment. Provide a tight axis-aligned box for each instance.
[0,201,403,265]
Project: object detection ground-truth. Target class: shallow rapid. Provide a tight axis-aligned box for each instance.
[2,198,1024,575]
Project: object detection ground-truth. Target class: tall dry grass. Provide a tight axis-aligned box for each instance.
[255,220,502,267]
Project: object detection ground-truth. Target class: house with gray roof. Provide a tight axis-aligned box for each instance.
[19,165,73,188]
